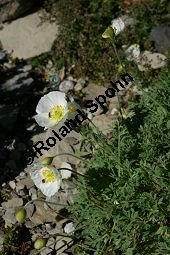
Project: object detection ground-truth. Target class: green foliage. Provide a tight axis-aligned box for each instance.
[44,0,169,82]
[2,226,31,255]
[67,68,170,254]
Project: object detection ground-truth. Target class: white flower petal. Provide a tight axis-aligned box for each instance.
[60,162,72,179]
[36,91,67,114]
[30,165,62,197]
[111,18,125,35]
[64,222,75,234]
[34,113,55,128]
[35,91,68,129]
[125,44,140,62]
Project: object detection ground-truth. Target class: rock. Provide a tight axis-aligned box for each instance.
[25,204,35,218]
[20,171,26,177]
[55,236,73,254]
[2,208,16,227]
[92,114,114,135]
[0,11,60,59]
[150,24,170,53]
[46,223,63,235]
[40,247,53,255]
[1,197,23,209]
[19,176,34,189]
[16,183,25,191]
[30,202,58,225]
[46,237,55,249]
[0,0,35,22]
[58,67,65,81]
[59,80,74,93]
[82,83,106,101]
[74,78,86,91]
[9,180,16,190]
[29,187,38,200]
[137,51,167,71]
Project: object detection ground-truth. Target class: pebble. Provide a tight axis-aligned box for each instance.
[29,187,38,200]
[25,203,35,218]
[59,80,74,93]
[40,247,53,255]
[9,180,16,190]
[3,208,17,227]
[16,184,25,192]
[74,78,85,91]
[2,197,23,209]
[46,237,55,249]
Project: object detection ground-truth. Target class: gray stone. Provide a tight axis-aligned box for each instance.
[55,236,73,254]
[1,197,23,209]
[40,247,53,255]
[0,11,60,59]
[150,24,170,53]
[0,0,35,22]
[92,114,114,135]
[46,237,55,249]
[3,208,16,227]
[15,184,25,194]
[9,180,16,190]
[20,171,26,177]
[59,80,74,93]
[19,176,34,189]
[25,204,35,218]
[74,78,86,91]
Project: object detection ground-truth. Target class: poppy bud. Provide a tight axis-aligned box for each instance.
[34,238,47,250]
[15,208,27,223]
[42,157,53,165]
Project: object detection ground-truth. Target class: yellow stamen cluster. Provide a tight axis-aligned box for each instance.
[49,105,66,122]
[42,168,57,183]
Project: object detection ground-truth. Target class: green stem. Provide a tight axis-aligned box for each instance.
[117,120,121,177]
[53,152,87,162]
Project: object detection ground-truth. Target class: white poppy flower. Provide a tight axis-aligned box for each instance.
[111,17,125,35]
[35,91,68,130]
[30,164,62,197]
[64,222,75,234]
[125,44,141,62]
[60,162,72,179]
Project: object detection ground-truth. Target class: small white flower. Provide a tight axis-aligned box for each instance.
[111,17,125,35]
[64,222,75,234]
[60,162,72,179]
[125,44,140,62]
[35,91,68,130]
[30,164,61,197]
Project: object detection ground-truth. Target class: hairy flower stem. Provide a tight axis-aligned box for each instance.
[52,152,87,162]
[57,167,86,178]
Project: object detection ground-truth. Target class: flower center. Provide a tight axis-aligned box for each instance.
[69,104,76,113]
[42,168,57,183]
[49,105,66,122]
